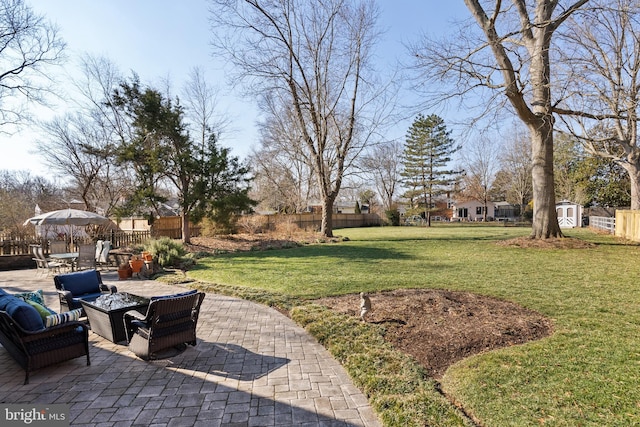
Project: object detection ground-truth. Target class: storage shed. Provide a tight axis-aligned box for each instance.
[556,200,583,228]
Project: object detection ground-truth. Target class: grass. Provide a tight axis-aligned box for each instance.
[186,225,640,426]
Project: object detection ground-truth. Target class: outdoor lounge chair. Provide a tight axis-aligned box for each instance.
[75,243,96,270]
[30,244,64,276]
[95,240,114,270]
[124,290,205,360]
[48,240,71,271]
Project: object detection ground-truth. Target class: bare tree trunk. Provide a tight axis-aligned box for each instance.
[529,119,562,238]
[181,213,191,244]
[625,166,640,210]
[321,197,335,237]
[526,33,562,238]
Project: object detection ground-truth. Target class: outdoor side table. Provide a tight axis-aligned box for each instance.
[81,293,149,343]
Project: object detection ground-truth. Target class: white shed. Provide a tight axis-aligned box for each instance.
[556,200,583,228]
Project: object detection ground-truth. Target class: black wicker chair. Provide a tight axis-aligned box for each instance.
[0,310,90,384]
[123,291,205,360]
[53,270,117,316]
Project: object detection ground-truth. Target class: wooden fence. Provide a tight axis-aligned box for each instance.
[0,230,152,256]
[149,213,381,238]
[258,213,382,231]
[615,210,640,241]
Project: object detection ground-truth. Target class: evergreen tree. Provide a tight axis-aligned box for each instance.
[401,114,460,226]
[111,77,254,242]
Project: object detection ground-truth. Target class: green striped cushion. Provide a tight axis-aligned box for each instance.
[25,300,56,320]
[45,308,82,328]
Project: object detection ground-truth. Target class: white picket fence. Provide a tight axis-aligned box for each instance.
[589,216,615,234]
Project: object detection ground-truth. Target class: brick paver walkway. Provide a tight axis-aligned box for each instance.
[0,269,381,426]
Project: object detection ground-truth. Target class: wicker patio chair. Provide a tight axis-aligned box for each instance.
[53,269,117,315]
[124,291,205,360]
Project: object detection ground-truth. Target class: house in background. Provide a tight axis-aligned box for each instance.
[452,200,496,221]
[494,201,520,220]
[397,199,453,222]
[451,200,520,222]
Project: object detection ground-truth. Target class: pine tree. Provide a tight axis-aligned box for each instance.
[401,114,460,226]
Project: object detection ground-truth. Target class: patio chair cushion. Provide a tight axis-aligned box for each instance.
[150,289,197,301]
[45,309,82,328]
[0,294,44,331]
[55,270,102,296]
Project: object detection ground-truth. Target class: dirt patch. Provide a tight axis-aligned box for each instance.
[315,289,553,379]
[188,232,554,380]
[186,232,323,253]
[496,236,596,249]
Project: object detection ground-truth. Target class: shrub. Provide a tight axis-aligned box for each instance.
[144,238,187,268]
[199,217,237,236]
[274,216,301,237]
[237,215,268,234]
[385,209,400,226]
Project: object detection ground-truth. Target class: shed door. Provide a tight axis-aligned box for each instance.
[557,206,575,228]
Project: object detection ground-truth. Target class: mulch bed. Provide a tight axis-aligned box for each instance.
[316,289,553,379]
[188,233,556,379]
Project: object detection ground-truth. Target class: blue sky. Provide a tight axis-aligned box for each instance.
[3,1,471,177]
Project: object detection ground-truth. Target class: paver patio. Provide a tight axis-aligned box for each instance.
[0,269,381,426]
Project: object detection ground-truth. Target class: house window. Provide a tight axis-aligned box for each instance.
[476,206,484,215]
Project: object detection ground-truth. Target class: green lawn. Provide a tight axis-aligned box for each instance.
[187,225,640,426]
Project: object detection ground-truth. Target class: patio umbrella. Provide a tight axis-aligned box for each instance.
[23,209,111,227]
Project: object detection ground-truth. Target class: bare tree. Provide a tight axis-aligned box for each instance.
[0,0,65,131]
[211,0,383,237]
[39,113,120,213]
[359,140,403,212]
[249,93,316,213]
[497,128,533,219]
[555,0,640,208]
[38,55,132,216]
[0,170,61,235]
[458,136,500,221]
[412,0,589,238]
[182,67,229,149]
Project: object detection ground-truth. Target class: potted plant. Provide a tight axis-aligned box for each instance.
[129,255,144,274]
[117,263,132,280]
